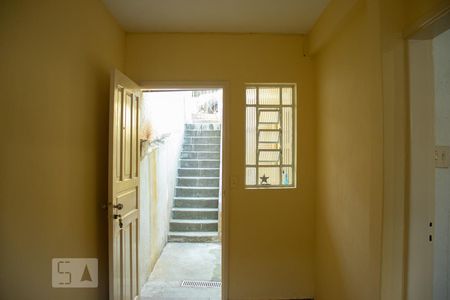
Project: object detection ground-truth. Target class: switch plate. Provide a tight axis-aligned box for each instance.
[435,146,450,168]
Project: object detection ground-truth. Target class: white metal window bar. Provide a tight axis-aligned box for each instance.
[245,84,296,188]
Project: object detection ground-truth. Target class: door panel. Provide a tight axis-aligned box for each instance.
[109,69,141,300]
[115,188,138,216]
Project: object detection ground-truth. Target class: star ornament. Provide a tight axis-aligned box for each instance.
[260,174,270,185]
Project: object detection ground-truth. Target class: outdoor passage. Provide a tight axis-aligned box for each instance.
[138,89,223,299]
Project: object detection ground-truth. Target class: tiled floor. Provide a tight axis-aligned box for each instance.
[139,243,221,300]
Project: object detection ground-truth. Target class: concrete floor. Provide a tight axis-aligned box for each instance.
[140,243,221,300]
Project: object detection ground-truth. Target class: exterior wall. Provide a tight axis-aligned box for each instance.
[125,33,316,299]
[139,95,186,288]
[0,1,125,300]
[140,152,153,288]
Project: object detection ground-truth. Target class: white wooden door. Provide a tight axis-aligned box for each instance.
[109,69,141,300]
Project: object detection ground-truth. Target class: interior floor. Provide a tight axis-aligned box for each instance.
[140,243,221,300]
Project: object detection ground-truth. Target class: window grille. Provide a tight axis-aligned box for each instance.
[245,84,296,188]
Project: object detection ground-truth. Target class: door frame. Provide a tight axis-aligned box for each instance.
[404,6,450,300]
[406,37,436,300]
[139,80,230,300]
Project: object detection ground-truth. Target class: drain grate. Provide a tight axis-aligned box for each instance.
[180,280,222,288]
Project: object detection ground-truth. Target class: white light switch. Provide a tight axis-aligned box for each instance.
[435,146,450,168]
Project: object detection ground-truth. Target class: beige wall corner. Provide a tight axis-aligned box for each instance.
[312,1,384,298]
[307,0,362,55]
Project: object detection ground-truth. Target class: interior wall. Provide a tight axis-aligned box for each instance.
[0,1,125,299]
[309,0,450,299]
[432,28,450,300]
[311,0,385,299]
[378,0,408,298]
[125,33,316,299]
[378,1,450,300]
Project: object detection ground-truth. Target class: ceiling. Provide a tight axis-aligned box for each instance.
[102,0,330,34]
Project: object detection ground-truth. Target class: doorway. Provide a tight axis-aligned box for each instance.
[138,88,224,299]
[407,19,450,300]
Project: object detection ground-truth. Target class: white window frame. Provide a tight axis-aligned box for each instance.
[245,83,297,189]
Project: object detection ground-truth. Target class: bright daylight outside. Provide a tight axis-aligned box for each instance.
[138,89,223,299]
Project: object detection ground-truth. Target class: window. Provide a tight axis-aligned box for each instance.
[245,84,296,188]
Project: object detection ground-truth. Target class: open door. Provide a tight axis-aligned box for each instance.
[108,69,141,300]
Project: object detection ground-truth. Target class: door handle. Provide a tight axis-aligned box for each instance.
[113,203,123,210]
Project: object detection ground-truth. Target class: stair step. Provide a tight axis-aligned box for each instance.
[170,123,221,240]
[185,123,221,131]
[172,208,219,219]
[170,219,218,232]
[180,151,220,159]
[183,144,220,151]
[177,177,220,187]
[179,159,220,168]
[174,197,218,208]
[168,232,219,243]
[185,130,221,137]
[184,137,221,145]
[175,186,219,197]
[178,168,220,177]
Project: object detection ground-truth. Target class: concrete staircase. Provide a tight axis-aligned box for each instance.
[168,123,221,242]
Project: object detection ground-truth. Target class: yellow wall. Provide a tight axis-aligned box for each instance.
[0,1,125,299]
[2,0,445,299]
[378,0,408,299]
[310,0,450,299]
[312,1,384,299]
[307,0,360,54]
[125,33,316,299]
